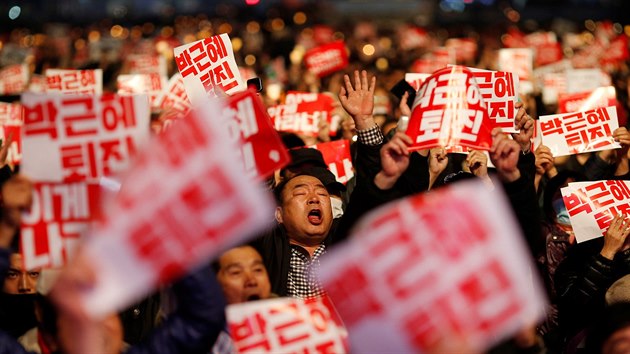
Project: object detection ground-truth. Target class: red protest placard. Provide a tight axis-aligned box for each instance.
[45,69,103,95]
[313,25,335,46]
[0,64,29,95]
[173,34,245,104]
[117,73,166,110]
[539,106,620,156]
[558,86,617,114]
[268,92,336,137]
[406,66,493,151]
[154,73,191,117]
[303,41,349,78]
[225,90,289,179]
[0,103,23,164]
[21,93,150,182]
[562,180,630,243]
[600,35,630,67]
[311,140,354,184]
[319,180,546,354]
[405,73,430,92]
[20,182,102,270]
[467,67,519,133]
[125,54,168,78]
[78,97,274,317]
[498,48,533,82]
[227,296,349,353]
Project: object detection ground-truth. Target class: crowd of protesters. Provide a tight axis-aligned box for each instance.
[1,2,630,353]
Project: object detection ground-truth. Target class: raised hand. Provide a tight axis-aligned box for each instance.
[534,145,557,177]
[600,214,630,260]
[490,128,521,183]
[338,70,376,130]
[511,102,534,153]
[466,150,489,179]
[375,132,412,190]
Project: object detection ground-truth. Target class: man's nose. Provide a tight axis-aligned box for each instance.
[307,194,320,204]
[18,274,32,293]
[244,271,258,287]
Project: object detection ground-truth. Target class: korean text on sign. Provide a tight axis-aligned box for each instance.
[268,92,336,137]
[45,69,103,95]
[406,66,493,151]
[467,67,520,132]
[224,90,289,179]
[78,98,274,318]
[539,106,620,156]
[303,41,349,78]
[311,140,354,184]
[227,296,349,353]
[173,33,245,104]
[20,182,102,270]
[561,180,630,243]
[21,93,150,182]
[0,64,29,95]
[319,180,546,354]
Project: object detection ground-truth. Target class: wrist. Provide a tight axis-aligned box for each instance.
[374,171,399,190]
[353,115,375,131]
[601,249,617,260]
[546,167,558,178]
[498,169,520,183]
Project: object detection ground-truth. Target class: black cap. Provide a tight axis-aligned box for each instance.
[285,148,328,171]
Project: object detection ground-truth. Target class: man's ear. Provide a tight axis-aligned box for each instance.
[275,206,283,224]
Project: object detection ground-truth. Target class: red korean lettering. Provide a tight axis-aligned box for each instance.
[230,313,271,352]
[213,61,239,92]
[472,71,493,98]
[595,210,615,235]
[566,130,589,153]
[416,77,438,108]
[563,112,587,131]
[62,71,79,91]
[205,35,228,62]
[61,97,98,137]
[128,219,187,282]
[24,102,58,138]
[174,50,197,78]
[563,192,593,217]
[607,180,630,201]
[489,100,515,120]
[458,260,520,334]
[270,304,311,346]
[584,107,611,124]
[586,124,612,149]
[100,137,135,175]
[585,181,615,209]
[540,118,563,135]
[80,70,96,86]
[323,263,382,327]
[60,143,98,181]
[493,72,514,97]
[101,95,137,131]
[188,41,211,72]
[46,75,63,90]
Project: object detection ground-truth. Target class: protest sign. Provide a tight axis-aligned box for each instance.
[539,106,620,156]
[411,48,455,74]
[319,179,546,353]
[561,180,630,243]
[398,26,430,51]
[173,34,245,104]
[27,75,46,93]
[565,69,611,94]
[558,86,617,114]
[20,182,102,270]
[498,48,533,82]
[268,92,337,137]
[117,73,166,110]
[405,73,430,92]
[225,90,290,179]
[0,102,23,165]
[465,67,520,132]
[0,64,29,95]
[406,66,493,151]
[21,93,150,182]
[303,41,349,78]
[311,140,354,184]
[78,97,274,317]
[45,69,103,95]
[227,296,349,353]
[445,38,477,63]
[125,54,168,78]
[154,73,191,117]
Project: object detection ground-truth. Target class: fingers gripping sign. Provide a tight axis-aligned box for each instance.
[490,128,521,183]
